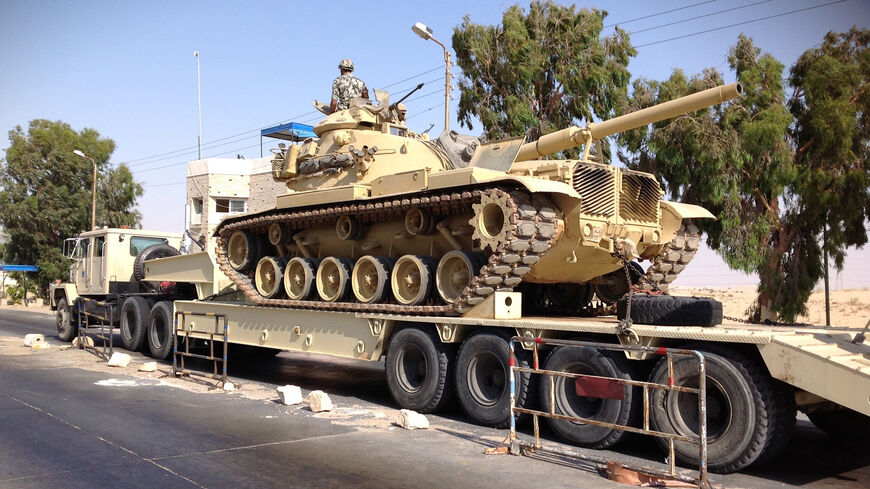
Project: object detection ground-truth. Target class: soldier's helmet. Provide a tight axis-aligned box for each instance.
[338,58,355,71]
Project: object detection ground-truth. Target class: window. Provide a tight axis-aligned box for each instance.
[94,236,105,257]
[191,198,203,225]
[215,198,246,214]
[73,238,89,259]
[129,236,169,256]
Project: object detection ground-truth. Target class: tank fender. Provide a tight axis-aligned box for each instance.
[661,201,716,220]
[49,284,78,310]
[428,167,579,199]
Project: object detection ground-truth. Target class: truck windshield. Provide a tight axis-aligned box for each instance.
[130,237,168,256]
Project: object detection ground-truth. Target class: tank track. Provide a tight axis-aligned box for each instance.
[640,220,700,292]
[214,187,558,315]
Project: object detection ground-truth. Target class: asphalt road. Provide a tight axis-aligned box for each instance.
[1,307,868,489]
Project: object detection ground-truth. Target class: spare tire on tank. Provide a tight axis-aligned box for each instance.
[133,243,180,283]
[617,294,722,326]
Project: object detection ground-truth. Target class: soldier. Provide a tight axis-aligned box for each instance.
[329,58,369,113]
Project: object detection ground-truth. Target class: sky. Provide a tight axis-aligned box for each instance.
[1,0,869,289]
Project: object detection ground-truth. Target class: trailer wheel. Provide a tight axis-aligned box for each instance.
[617,295,723,326]
[386,327,454,413]
[455,332,530,428]
[755,380,796,465]
[56,297,77,342]
[147,301,174,360]
[120,296,150,352]
[539,345,640,449]
[807,407,870,442]
[649,345,774,473]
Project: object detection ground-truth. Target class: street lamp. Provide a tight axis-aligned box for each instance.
[413,22,451,131]
[73,149,97,231]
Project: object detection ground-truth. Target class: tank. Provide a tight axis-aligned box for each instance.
[213,83,742,316]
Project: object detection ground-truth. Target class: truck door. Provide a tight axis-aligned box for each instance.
[72,238,90,292]
[90,236,106,292]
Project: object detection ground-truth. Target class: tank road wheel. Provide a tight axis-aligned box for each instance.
[284,257,319,300]
[56,297,77,342]
[146,301,174,360]
[649,345,775,473]
[436,251,486,303]
[470,191,512,252]
[539,345,640,449]
[386,327,455,413]
[120,296,150,352]
[404,207,434,236]
[267,222,291,246]
[255,256,288,299]
[391,255,435,306]
[352,256,395,303]
[227,230,261,272]
[455,332,531,428]
[316,257,354,302]
[594,261,643,304]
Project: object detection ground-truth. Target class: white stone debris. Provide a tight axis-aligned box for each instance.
[396,409,430,430]
[277,385,303,405]
[138,361,157,372]
[72,336,94,348]
[223,382,236,392]
[107,352,132,367]
[32,342,52,350]
[308,390,333,412]
[23,334,44,347]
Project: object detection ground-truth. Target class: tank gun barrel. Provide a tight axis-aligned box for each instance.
[515,82,742,162]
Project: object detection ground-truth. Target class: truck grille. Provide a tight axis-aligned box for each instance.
[620,171,660,223]
[572,164,616,217]
[572,163,660,223]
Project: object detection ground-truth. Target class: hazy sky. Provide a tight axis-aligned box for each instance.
[1,0,868,289]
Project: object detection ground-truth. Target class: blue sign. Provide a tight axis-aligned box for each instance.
[0,264,39,272]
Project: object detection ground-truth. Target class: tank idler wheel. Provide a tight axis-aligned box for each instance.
[404,207,434,236]
[391,255,436,306]
[255,256,289,299]
[436,251,486,303]
[227,230,262,272]
[317,257,355,302]
[268,222,292,246]
[594,261,644,304]
[352,255,395,303]
[284,257,319,300]
[335,215,364,241]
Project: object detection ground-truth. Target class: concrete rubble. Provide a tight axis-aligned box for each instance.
[396,409,430,430]
[72,336,94,348]
[308,390,333,412]
[223,382,236,392]
[107,352,132,367]
[138,361,157,372]
[277,385,303,405]
[23,334,44,347]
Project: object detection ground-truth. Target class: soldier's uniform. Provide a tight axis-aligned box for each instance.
[331,73,368,111]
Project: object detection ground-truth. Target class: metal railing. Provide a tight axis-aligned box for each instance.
[74,297,114,359]
[173,311,229,387]
[506,337,710,488]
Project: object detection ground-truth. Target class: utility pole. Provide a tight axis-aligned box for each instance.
[194,51,202,160]
[824,221,831,326]
[413,22,451,132]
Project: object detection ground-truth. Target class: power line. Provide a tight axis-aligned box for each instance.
[605,0,716,28]
[635,0,851,48]
[630,0,772,36]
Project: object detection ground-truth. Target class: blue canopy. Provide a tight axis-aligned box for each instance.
[0,264,39,272]
[260,122,317,142]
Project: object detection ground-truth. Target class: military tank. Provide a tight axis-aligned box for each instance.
[214,83,742,317]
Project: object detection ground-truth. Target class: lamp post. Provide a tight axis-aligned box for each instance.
[73,149,97,231]
[412,22,451,132]
[194,51,202,160]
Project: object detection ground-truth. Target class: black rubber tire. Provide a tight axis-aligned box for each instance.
[755,380,796,465]
[386,327,455,414]
[807,407,870,442]
[617,295,723,326]
[146,301,174,360]
[539,345,640,449]
[455,332,531,428]
[594,262,644,304]
[133,244,180,282]
[120,296,150,352]
[55,297,77,342]
[649,344,774,473]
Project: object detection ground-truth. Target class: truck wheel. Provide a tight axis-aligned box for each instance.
[386,327,454,413]
[617,295,723,326]
[455,332,530,428]
[648,345,774,473]
[56,297,77,342]
[539,345,640,449]
[807,407,870,442]
[755,380,796,465]
[120,296,150,352]
[147,301,174,360]
[133,244,180,282]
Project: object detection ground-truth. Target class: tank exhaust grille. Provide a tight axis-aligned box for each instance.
[572,163,616,217]
[620,172,660,223]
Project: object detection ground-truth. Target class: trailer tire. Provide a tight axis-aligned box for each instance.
[540,345,640,449]
[56,297,77,342]
[455,332,530,428]
[147,301,174,360]
[755,380,796,465]
[617,295,722,326]
[649,345,773,473]
[386,327,454,413]
[120,296,150,352]
[133,244,180,283]
[807,407,870,442]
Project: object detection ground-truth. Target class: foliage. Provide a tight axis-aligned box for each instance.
[0,119,143,293]
[452,0,635,158]
[4,273,37,304]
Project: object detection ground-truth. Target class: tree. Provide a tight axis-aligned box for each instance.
[452,0,635,157]
[0,119,143,293]
[618,30,869,321]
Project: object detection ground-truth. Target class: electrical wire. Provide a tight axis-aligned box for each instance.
[605,0,716,28]
[629,0,772,35]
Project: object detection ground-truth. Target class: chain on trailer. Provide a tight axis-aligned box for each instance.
[173,311,231,389]
[74,297,114,359]
[490,337,711,489]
